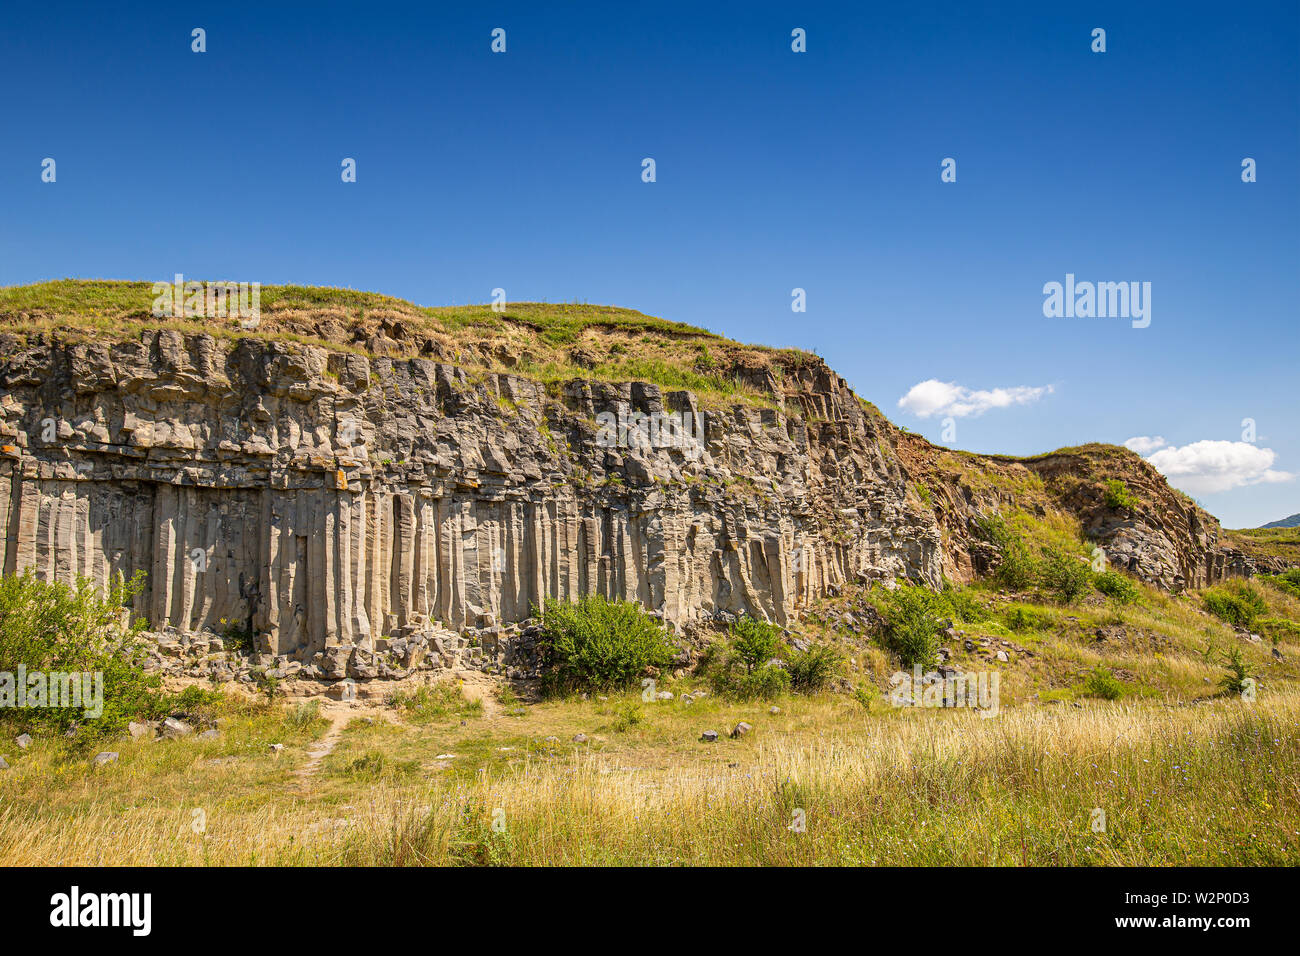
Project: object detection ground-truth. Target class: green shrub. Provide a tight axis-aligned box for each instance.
[1002,604,1053,632]
[0,570,166,743]
[977,516,1036,590]
[852,686,878,709]
[609,700,644,732]
[1260,569,1300,599]
[1083,666,1124,700]
[1219,646,1254,696]
[288,699,321,729]
[787,644,842,693]
[730,616,783,673]
[1094,570,1139,605]
[726,662,791,700]
[1103,479,1138,511]
[1202,582,1268,628]
[536,595,675,695]
[876,585,942,669]
[1257,617,1300,642]
[933,584,984,625]
[1040,546,1092,604]
[701,629,791,701]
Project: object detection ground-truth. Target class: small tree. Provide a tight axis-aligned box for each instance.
[976,516,1036,590]
[878,586,942,669]
[1219,647,1253,697]
[0,570,162,742]
[730,616,782,673]
[1041,546,1092,604]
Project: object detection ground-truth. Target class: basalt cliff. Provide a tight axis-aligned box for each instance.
[0,281,1284,679]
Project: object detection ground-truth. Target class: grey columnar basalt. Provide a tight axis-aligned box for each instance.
[0,330,943,664]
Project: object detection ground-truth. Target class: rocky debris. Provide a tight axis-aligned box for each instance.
[0,755,8,770]
[92,752,118,766]
[655,691,673,701]
[161,717,193,738]
[127,721,152,740]
[995,650,1009,663]
[731,722,752,738]
[198,729,220,741]
[15,733,31,750]
[268,743,284,754]
[571,733,588,744]
[769,706,780,715]
[326,679,357,702]
[700,730,719,743]
[1094,625,1125,644]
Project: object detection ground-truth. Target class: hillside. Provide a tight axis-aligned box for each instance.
[1262,513,1300,529]
[4,279,1300,869]
[0,279,1289,665]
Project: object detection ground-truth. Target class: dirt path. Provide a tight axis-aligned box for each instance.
[287,671,508,792]
[289,708,350,791]
[453,669,504,720]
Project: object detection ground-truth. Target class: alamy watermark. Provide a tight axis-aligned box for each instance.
[152,274,260,326]
[0,666,104,718]
[1042,274,1150,328]
[888,664,999,717]
[595,406,705,460]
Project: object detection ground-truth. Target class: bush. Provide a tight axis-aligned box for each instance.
[933,584,984,625]
[730,616,782,673]
[1094,570,1139,605]
[536,595,676,695]
[1083,666,1124,700]
[609,700,644,732]
[787,644,842,693]
[0,570,165,742]
[702,624,792,700]
[1258,617,1300,643]
[977,516,1036,590]
[1002,604,1053,632]
[725,662,791,700]
[1202,582,1268,628]
[1104,479,1138,511]
[1040,546,1092,604]
[1260,569,1300,599]
[876,585,942,669]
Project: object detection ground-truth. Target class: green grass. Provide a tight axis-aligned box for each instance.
[0,279,800,409]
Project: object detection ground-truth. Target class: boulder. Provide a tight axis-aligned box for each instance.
[161,717,193,738]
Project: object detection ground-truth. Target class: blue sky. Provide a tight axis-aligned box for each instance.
[1,1,1296,527]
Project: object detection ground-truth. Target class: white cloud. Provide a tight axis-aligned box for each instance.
[1144,440,1295,495]
[897,379,1053,419]
[1123,435,1167,454]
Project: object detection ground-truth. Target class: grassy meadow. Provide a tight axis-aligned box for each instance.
[2,569,1297,866]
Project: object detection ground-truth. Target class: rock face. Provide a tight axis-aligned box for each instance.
[0,331,942,661]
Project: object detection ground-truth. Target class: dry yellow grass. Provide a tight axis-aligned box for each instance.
[2,686,1295,866]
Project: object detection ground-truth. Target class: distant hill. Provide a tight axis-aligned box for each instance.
[1261,513,1300,529]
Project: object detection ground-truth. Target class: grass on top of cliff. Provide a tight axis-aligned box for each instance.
[0,279,716,342]
[0,279,817,409]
